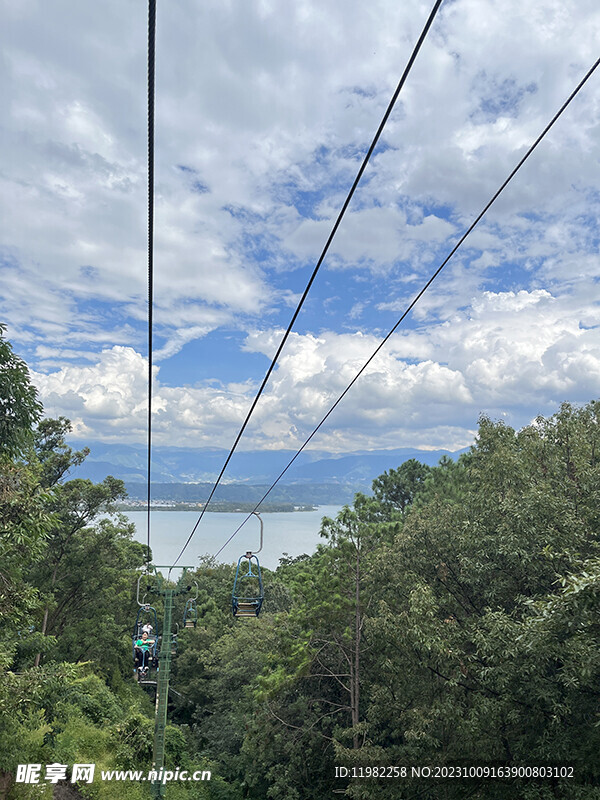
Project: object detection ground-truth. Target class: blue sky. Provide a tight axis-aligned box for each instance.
[1,0,599,454]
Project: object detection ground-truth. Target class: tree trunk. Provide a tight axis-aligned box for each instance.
[352,545,361,748]
[34,563,58,667]
[33,605,49,667]
[0,771,13,800]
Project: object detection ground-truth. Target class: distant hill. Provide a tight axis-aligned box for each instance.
[122,481,360,506]
[66,441,468,503]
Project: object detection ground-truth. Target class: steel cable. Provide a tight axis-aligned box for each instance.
[213,55,600,560]
[171,0,445,568]
[146,0,157,569]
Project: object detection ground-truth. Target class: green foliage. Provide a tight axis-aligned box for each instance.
[210,402,600,798]
[371,458,431,514]
[0,460,54,642]
[30,512,146,671]
[2,328,600,799]
[0,334,160,800]
[416,453,469,507]
[0,325,42,459]
[109,712,154,769]
[33,417,89,488]
[348,403,600,798]
[23,426,146,673]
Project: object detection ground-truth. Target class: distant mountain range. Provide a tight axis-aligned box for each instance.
[68,441,468,504]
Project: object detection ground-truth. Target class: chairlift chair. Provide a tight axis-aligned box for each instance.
[232,552,264,617]
[232,512,265,618]
[183,583,198,628]
[133,576,159,682]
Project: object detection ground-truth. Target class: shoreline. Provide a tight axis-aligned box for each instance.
[116,503,317,513]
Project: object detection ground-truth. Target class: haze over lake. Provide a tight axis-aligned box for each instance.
[125,506,343,571]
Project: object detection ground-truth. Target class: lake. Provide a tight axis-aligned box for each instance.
[124,506,343,571]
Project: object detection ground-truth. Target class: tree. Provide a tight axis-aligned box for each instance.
[371,458,431,515]
[0,460,53,645]
[254,497,392,771]
[0,329,49,648]
[33,416,89,488]
[348,402,600,798]
[416,453,469,507]
[29,475,146,671]
[0,331,207,799]
[0,324,42,458]
[0,412,147,671]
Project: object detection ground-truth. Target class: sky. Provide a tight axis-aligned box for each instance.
[1,0,600,456]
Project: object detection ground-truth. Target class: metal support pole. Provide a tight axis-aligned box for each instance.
[151,588,173,799]
[144,567,193,799]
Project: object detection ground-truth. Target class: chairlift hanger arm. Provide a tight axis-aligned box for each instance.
[136,573,146,606]
[248,511,263,555]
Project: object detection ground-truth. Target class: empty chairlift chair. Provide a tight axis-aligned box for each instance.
[183,594,198,628]
[232,552,264,617]
[232,512,265,618]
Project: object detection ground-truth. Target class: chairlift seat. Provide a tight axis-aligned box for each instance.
[183,596,198,629]
[232,599,262,618]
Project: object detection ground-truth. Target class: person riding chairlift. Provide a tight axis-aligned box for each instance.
[134,630,155,675]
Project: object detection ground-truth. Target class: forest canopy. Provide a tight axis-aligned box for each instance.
[0,327,599,800]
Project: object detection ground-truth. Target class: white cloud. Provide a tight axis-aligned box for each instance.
[30,263,600,453]
[5,0,600,454]
[282,207,456,268]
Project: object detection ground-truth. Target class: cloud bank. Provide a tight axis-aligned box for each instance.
[3,0,600,453]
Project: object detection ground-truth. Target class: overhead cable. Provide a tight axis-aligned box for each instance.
[212,55,600,560]
[170,0,445,568]
[146,0,157,569]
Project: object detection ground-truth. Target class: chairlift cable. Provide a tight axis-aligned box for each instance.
[170,0,445,569]
[212,55,600,559]
[146,0,156,571]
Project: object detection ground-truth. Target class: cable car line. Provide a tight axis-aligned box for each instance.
[212,54,600,560]
[146,0,157,571]
[170,0,445,569]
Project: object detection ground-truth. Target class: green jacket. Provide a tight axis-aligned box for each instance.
[135,638,155,651]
